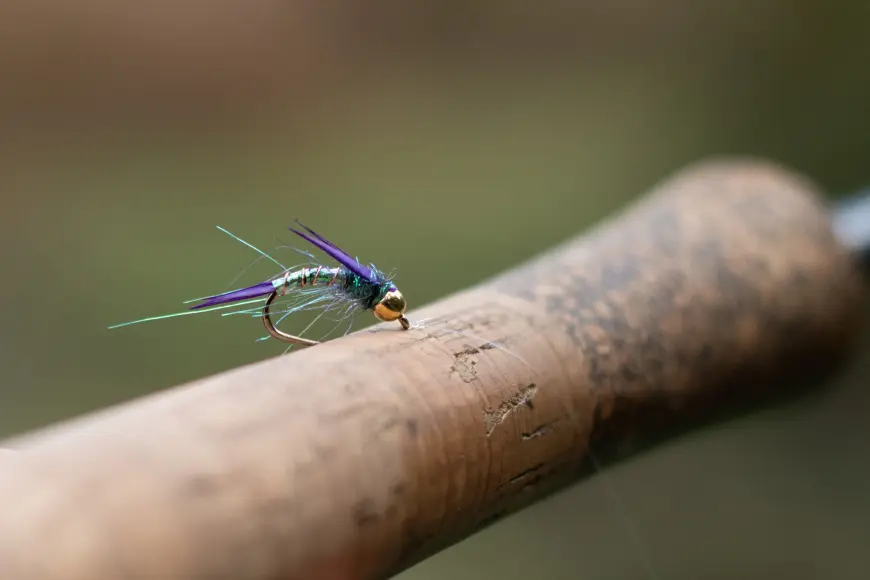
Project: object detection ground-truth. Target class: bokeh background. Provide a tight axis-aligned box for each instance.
[2,1,870,578]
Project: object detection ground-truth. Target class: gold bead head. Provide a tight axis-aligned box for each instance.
[373,286,410,329]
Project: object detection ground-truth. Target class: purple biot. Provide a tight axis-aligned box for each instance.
[289,221,377,283]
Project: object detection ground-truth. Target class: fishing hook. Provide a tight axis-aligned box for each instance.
[262,291,320,347]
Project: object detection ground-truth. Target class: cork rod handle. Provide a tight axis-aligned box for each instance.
[0,159,864,580]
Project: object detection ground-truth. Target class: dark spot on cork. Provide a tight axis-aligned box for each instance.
[453,346,480,357]
[379,415,401,433]
[620,363,642,382]
[184,475,219,497]
[521,420,563,440]
[353,498,380,527]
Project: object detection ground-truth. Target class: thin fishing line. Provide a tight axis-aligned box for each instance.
[270,292,339,319]
[273,236,318,263]
[278,295,345,328]
[216,225,286,270]
[319,307,355,341]
[222,252,271,290]
[223,255,307,292]
[181,256,313,306]
[107,297,267,329]
[297,297,343,337]
[290,247,318,262]
[343,317,355,336]
[179,247,300,307]
[222,291,330,318]
[271,295,335,324]
[222,285,333,316]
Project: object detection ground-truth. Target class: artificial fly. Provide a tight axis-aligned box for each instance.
[109,220,410,347]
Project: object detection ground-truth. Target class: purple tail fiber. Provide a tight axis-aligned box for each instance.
[190,281,275,310]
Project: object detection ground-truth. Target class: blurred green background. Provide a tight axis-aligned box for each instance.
[1,1,869,578]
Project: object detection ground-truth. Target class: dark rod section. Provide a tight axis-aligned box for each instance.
[832,190,870,270]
